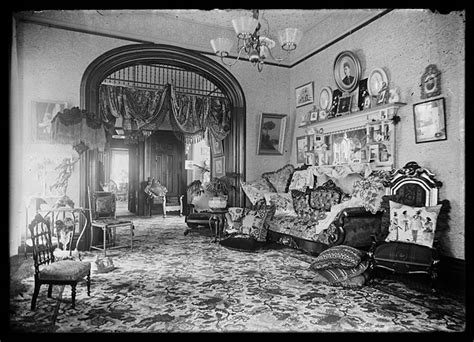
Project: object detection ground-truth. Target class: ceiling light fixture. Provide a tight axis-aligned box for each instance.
[210,10,303,72]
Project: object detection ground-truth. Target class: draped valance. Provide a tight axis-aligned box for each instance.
[99,83,231,144]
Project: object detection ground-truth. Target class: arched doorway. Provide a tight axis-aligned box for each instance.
[79,44,246,229]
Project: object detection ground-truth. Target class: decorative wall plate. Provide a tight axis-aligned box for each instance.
[368,68,388,96]
[319,86,333,111]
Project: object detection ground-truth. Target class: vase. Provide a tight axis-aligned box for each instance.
[208,196,227,210]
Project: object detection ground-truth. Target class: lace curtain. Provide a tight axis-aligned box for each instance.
[99,83,231,144]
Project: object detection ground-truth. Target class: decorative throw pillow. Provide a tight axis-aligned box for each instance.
[351,170,391,214]
[308,189,341,211]
[337,269,370,287]
[385,200,442,248]
[263,192,298,218]
[310,245,364,270]
[291,190,316,218]
[316,260,370,283]
[240,178,275,205]
[224,207,245,234]
[240,208,269,242]
[262,164,295,193]
[288,169,314,191]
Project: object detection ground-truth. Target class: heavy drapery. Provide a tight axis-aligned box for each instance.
[99,83,231,144]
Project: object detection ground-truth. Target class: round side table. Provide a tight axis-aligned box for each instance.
[208,208,228,243]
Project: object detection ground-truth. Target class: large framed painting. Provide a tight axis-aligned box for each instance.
[31,100,67,142]
[257,113,287,155]
[413,97,447,143]
[295,82,314,108]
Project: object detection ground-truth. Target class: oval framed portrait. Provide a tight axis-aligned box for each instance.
[319,86,333,111]
[368,67,388,96]
[333,51,361,93]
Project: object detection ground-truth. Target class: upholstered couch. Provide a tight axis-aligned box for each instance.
[229,163,390,255]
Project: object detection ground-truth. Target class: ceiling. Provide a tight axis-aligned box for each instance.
[18,9,389,65]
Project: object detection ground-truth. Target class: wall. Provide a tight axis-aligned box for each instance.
[291,9,465,259]
[12,10,464,259]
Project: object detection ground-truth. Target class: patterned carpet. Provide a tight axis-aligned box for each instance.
[9,215,466,333]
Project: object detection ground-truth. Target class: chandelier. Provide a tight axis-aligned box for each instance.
[210,10,303,72]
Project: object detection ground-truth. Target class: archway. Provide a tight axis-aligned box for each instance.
[79,44,246,234]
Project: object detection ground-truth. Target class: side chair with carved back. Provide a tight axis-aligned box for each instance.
[28,213,91,310]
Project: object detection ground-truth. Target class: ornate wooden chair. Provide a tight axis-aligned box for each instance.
[28,213,91,310]
[369,161,450,291]
[88,188,134,256]
[145,178,183,218]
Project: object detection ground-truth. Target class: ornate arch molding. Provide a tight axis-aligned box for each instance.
[80,43,246,206]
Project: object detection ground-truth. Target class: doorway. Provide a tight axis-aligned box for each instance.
[110,148,130,217]
[146,131,186,216]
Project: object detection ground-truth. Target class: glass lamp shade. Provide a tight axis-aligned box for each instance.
[210,38,233,56]
[278,28,303,51]
[258,37,275,59]
[232,16,259,39]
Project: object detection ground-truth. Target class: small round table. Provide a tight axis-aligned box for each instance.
[208,208,228,243]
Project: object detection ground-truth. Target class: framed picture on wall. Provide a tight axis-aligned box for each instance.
[257,113,287,155]
[213,155,225,178]
[295,82,314,108]
[210,136,224,156]
[337,95,352,115]
[31,100,67,142]
[413,97,447,143]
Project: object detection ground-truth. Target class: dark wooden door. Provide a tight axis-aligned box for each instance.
[150,131,185,206]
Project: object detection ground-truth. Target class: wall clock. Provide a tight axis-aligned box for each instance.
[420,64,441,99]
[319,86,333,111]
[368,67,388,96]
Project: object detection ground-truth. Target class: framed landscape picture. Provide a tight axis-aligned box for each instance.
[295,82,314,108]
[257,113,287,155]
[31,100,67,142]
[413,97,447,143]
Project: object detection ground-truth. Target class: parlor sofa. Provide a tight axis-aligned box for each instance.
[223,163,390,255]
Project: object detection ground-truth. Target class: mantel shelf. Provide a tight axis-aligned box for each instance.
[299,102,406,134]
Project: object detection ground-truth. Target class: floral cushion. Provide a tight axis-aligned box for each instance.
[291,190,317,218]
[240,178,275,205]
[224,207,245,234]
[308,185,342,212]
[385,200,442,248]
[263,192,298,218]
[351,170,391,214]
[309,245,364,270]
[288,169,314,191]
[262,164,295,193]
[240,208,270,242]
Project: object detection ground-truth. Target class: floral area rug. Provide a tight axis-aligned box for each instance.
[9,216,466,333]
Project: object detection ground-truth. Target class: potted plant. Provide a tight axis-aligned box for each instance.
[186,172,239,210]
